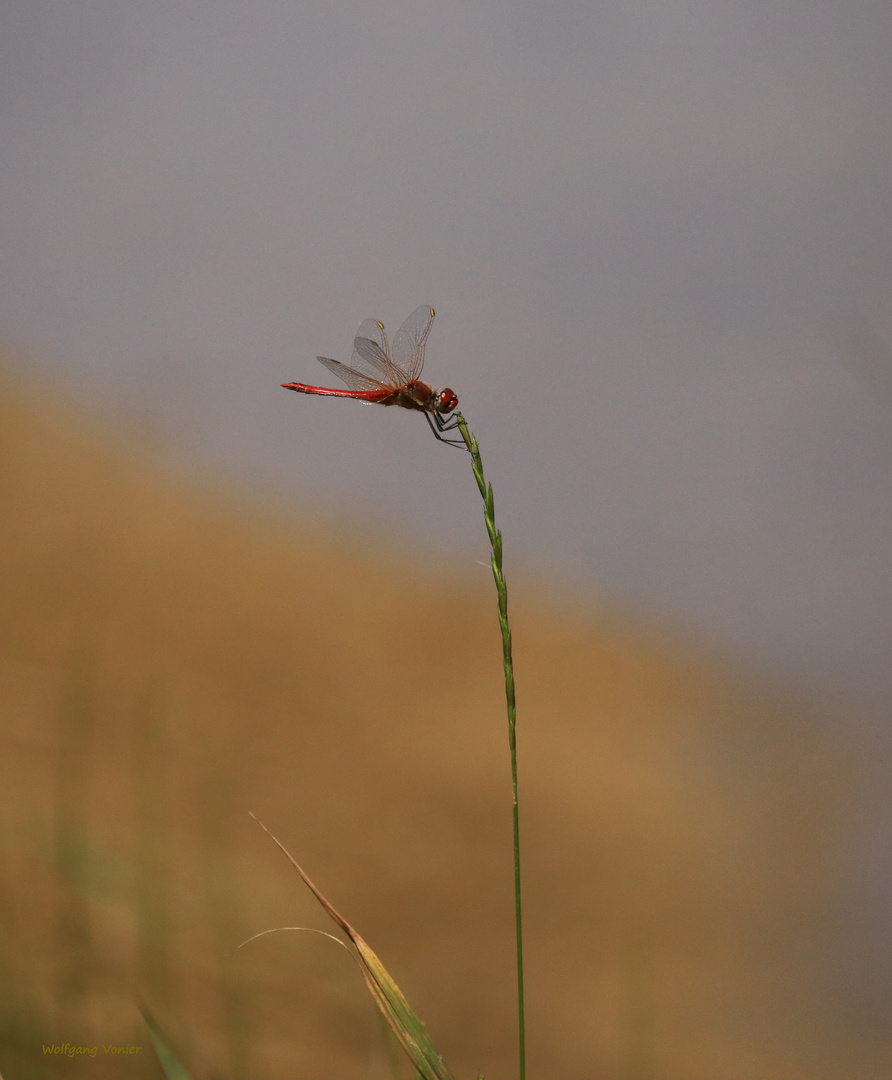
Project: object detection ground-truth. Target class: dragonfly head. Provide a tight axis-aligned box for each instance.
[436,388,459,415]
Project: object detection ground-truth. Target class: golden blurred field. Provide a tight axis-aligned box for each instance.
[0,362,885,1078]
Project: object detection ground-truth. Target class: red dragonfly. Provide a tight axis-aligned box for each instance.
[282,305,464,446]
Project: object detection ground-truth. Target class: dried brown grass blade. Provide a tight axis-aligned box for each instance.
[250,814,456,1080]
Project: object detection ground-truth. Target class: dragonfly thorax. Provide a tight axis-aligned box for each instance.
[400,381,458,416]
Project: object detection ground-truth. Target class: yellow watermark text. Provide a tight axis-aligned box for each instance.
[41,1042,144,1058]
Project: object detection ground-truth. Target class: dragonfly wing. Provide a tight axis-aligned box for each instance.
[316,356,386,392]
[392,306,434,382]
[351,334,400,384]
[356,317,389,358]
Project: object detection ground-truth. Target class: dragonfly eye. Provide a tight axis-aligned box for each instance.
[437,388,458,414]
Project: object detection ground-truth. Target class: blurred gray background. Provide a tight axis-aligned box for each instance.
[1,0,892,1003]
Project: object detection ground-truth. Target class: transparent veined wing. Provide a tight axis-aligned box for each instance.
[356,317,390,359]
[392,306,434,383]
[315,355,387,392]
[350,318,402,385]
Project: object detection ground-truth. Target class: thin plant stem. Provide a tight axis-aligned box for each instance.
[454,412,525,1080]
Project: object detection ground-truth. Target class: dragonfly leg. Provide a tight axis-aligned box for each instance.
[424,410,469,449]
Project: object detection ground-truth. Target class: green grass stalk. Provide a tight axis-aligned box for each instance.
[454,412,525,1080]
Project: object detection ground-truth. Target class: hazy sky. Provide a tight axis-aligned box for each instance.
[1,0,891,720]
